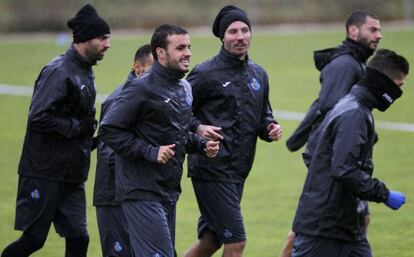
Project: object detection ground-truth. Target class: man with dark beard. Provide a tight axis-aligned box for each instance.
[99,24,219,257]
[1,4,110,257]
[291,48,408,257]
[280,10,382,257]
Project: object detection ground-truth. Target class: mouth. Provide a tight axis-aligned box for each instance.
[370,41,379,48]
[180,59,190,66]
[234,44,247,51]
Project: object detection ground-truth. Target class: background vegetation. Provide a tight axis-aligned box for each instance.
[0,0,413,32]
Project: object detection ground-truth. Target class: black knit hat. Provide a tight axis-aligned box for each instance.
[67,4,110,43]
[212,5,251,40]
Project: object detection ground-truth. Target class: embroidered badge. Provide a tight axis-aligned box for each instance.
[249,77,261,91]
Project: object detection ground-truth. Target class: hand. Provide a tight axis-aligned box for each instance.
[204,141,219,158]
[267,123,283,141]
[385,191,406,210]
[157,144,175,164]
[196,125,224,141]
[79,118,97,137]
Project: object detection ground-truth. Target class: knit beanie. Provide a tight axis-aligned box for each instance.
[212,5,251,40]
[67,4,110,43]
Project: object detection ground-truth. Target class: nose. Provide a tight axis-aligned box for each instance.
[104,39,111,49]
[185,47,191,58]
[376,31,382,40]
[236,31,244,40]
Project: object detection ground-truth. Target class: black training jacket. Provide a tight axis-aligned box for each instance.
[93,71,135,206]
[99,61,206,202]
[286,38,372,151]
[18,46,96,183]
[187,47,276,183]
[292,85,389,242]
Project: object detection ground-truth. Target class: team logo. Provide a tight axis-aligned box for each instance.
[382,93,393,103]
[222,81,231,87]
[30,189,40,200]
[152,253,163,257]
[249,77,261,91]
[114,241,123,252]
[164,98,171,103]
[223,229,233,238]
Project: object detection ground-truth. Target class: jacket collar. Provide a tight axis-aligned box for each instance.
[350,85,378,110]
[218,46,249,67]
[67,45,94,69]
[126,70,137,82]
[341,38,374,64]
[152,60,185,81]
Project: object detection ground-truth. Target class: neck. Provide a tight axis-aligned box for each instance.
[73,43,94,63]
[153,60,185,80]
[238,54,246,61]
[343,37,374,63]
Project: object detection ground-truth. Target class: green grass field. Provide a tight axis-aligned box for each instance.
[1,28,414,257]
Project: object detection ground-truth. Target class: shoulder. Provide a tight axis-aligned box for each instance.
[191,54,223,74]
[328,53,361,70]
[120,75,150,96]
[46,54,69,72]
[248,60,268,76]
[103,85,124,105]
[330,96,369,128]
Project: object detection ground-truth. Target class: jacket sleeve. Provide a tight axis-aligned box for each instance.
[186,132,207,154]
[331,111,389,203]
[187,66,206,132]
[319,58,360,114]
[258,71,277,142]
[285,99,321,151]
[98,82,159,163]
[28,67,81,138]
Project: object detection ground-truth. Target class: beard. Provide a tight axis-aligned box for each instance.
[165,53,189,73]
[86,50,104,63]
[357,33,378,50]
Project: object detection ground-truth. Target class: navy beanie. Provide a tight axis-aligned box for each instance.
[67,4,110,43]
[212,5,251,40]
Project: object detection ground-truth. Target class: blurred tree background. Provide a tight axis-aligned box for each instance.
[0,0,413,33]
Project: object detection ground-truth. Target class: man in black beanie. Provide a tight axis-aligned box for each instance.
[1,4,110,257]
[290,48,408,257]
[184,5,282,257]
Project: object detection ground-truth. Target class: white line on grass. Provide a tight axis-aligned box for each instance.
[2,84,414,133]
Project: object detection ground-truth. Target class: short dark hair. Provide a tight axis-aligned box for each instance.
[345,10,379,32]
[150,24,188,61]
[134,44,152,64]
[368,49,409,80]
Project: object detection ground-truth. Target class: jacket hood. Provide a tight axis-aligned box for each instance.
[313,38,374,71]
